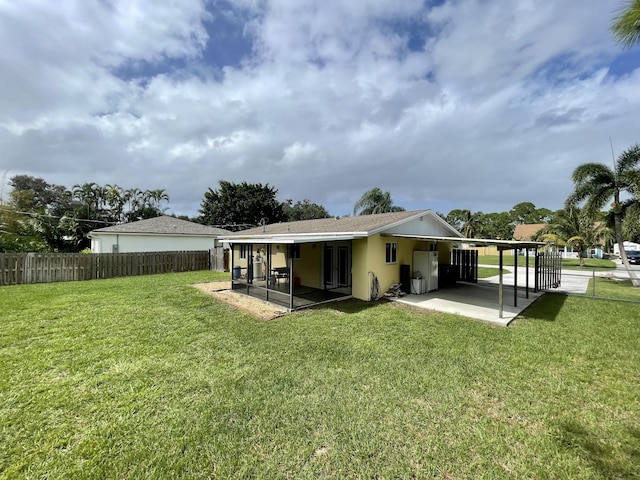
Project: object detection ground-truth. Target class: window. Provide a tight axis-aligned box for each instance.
[385,242,397,264]
[239,245,248,259]
[292,244,301,259]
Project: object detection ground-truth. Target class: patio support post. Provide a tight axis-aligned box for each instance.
[499,249,504,318]
[246,244,252,295]
[230,243,235,285]
[288,245,294,310]
[513,248,518,308]
[525,248,530,299]
[266,244,270,302]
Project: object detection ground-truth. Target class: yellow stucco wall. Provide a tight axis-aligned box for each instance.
[351,238,370,300]
[234,237,455,301]
[293,243,322,288]
[352,234,445,300]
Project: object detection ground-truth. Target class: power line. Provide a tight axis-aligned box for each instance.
[0,206,119,225]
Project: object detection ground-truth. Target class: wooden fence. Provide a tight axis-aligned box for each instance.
[0,250,220,286]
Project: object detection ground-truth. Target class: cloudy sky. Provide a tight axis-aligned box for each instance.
[1,0,639,218]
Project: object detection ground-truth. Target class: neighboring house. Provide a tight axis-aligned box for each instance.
[513,223,605,259]
[89,216,230,253]
[220,210,468,310]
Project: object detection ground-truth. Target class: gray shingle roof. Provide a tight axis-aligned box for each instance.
[227,210,432,236]
[91,216,230,236]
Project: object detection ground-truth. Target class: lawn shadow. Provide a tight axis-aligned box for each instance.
[516,292,568,322]
[557,421,640,478]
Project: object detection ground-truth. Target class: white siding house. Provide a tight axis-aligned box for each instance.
[89,216,229,253]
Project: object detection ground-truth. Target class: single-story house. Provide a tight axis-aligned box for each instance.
[513,223,605,259]
[89,216,230,253]
[220,209,476,310]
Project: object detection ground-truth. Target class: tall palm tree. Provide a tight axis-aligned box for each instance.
[611,0,640,48]
[147,188,170,212]
[353,187,405,216]
[72,182,99,220]
[105,184,125,223]
[566,143,640,284]
[460,209,481,238]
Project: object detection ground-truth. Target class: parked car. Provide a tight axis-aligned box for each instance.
[625,250,640,265]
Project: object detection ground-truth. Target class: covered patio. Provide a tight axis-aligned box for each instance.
[229,239,354,311]
[386,234,547,323]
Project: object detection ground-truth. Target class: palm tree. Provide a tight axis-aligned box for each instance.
[566,143,640,284]
[460,210,481,238]
[147,188,170,212]
[353,187,405,216]
[105,184,125,223]
[611,0,640,48]
[72,183,99,220]
[537,208,601,267]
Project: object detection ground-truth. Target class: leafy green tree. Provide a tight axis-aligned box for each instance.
[0,204,48,252]
[444,209,468,232]
[353,188,405,215]
[199,180,285,230]
[282,199,330,221]
[509,202,553,225]
[477,211,515,240]
[611,0,640,48]
[566,143,640,282]
[7,175,75,251]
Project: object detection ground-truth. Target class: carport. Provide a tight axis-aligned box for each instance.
[385,234,545,321]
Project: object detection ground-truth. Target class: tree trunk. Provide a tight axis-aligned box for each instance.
[614,213,640,287]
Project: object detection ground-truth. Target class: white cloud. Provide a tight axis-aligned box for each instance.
[1,0,639,219]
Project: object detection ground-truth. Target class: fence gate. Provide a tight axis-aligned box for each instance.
[535,252,562,290]
[209,247,230,272]
[452,249,478,283]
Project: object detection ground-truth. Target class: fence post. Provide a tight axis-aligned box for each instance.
[592,269,596,297]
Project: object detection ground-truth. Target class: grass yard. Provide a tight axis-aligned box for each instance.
[584,277,640,301]
[1,272,639,479]
[477,266,505,278]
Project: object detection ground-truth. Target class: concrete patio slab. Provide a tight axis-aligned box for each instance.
[395,282,543,326]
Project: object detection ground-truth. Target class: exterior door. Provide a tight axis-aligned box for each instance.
[323,242,351,289]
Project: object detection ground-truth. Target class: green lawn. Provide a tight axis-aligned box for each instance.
[479,255,616,269]
[1,272,639,479]
[477,266,505,278]
[584,277,640,301]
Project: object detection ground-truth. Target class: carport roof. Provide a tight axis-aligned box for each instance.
[386,234,544,251]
